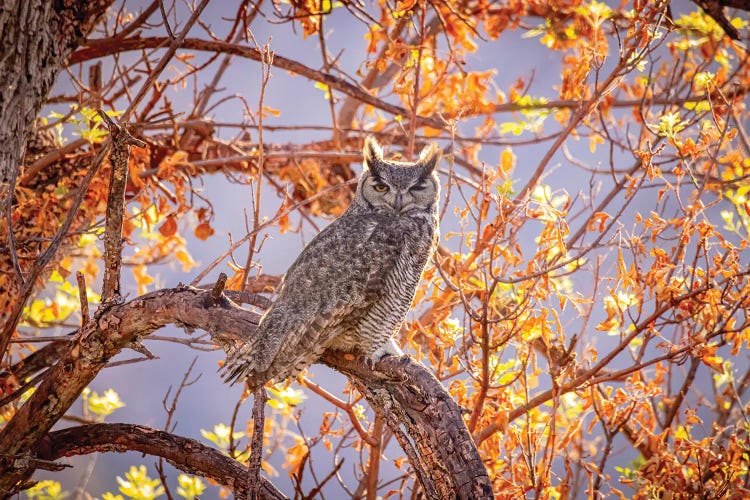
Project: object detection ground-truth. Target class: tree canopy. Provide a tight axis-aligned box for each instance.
[1,0,750,498]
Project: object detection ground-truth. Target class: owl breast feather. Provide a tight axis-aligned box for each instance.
[322,211,437,354]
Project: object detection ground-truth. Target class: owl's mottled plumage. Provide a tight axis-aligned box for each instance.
[223,137,441,388]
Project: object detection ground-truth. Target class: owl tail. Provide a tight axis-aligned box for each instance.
[221,345,264,388]
[221,359,250,386]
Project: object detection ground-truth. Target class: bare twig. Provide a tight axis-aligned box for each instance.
[158,0,175,39]
[301,376,377,446]
[157,356,200,500]
[76,271,89,327]
[113,1,160,39]
[303,458,344,499]
[366,414,384,500]
[248,387,268,499]
[98,109,147,302]
[407,4,427,159]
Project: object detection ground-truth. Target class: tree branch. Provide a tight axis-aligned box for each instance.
[35,423,286,499]
[0,286,257,491]
[98,110,146,302]
[248,388,268,499]
[0,285,491,497]
[322,353,493,499]
[69,37,446,130]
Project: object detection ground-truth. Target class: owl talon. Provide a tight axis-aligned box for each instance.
[370,338,404,366]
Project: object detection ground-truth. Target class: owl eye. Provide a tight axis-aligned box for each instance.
[373,184,389,192]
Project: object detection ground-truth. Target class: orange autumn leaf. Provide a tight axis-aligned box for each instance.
[158,215,178,237]
[133,264,154,295]
[589,133,604,153]
[194,222,215,241]
[587,211,611,232]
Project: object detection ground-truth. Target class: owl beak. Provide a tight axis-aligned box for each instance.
[394,192,404,212]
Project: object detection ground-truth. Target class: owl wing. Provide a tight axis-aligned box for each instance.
[222,214,403,387]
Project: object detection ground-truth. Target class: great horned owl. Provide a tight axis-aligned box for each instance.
[223,137,441,388]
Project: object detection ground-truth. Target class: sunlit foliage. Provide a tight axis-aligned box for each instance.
[3,0,750,497]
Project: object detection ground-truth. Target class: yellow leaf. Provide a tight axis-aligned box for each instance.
[314,82,331,99]
[500,148,515,176]
[589,133,604,153]
[175,249,197,272]
[674,425,690,440]
[701,354,724,372]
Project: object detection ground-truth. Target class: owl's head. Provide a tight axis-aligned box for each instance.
[355,136,441,215]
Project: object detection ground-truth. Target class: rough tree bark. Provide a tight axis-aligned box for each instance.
[0,1,112,187]
[0,0,116,371]
[323,353,494,498]
[36,423,287,499]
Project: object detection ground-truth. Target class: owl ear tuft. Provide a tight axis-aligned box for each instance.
[418,142,441,173]
[363,136,384,170]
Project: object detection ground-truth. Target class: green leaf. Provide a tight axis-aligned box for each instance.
[656,112,686,139]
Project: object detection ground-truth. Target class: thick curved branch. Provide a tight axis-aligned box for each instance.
[0,287,258,491]
[323,353,494,499]
[0,285,491,497]
[35,423,285,499]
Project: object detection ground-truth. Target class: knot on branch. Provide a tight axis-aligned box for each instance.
[203,272,228,308]
[98,109,147,150]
